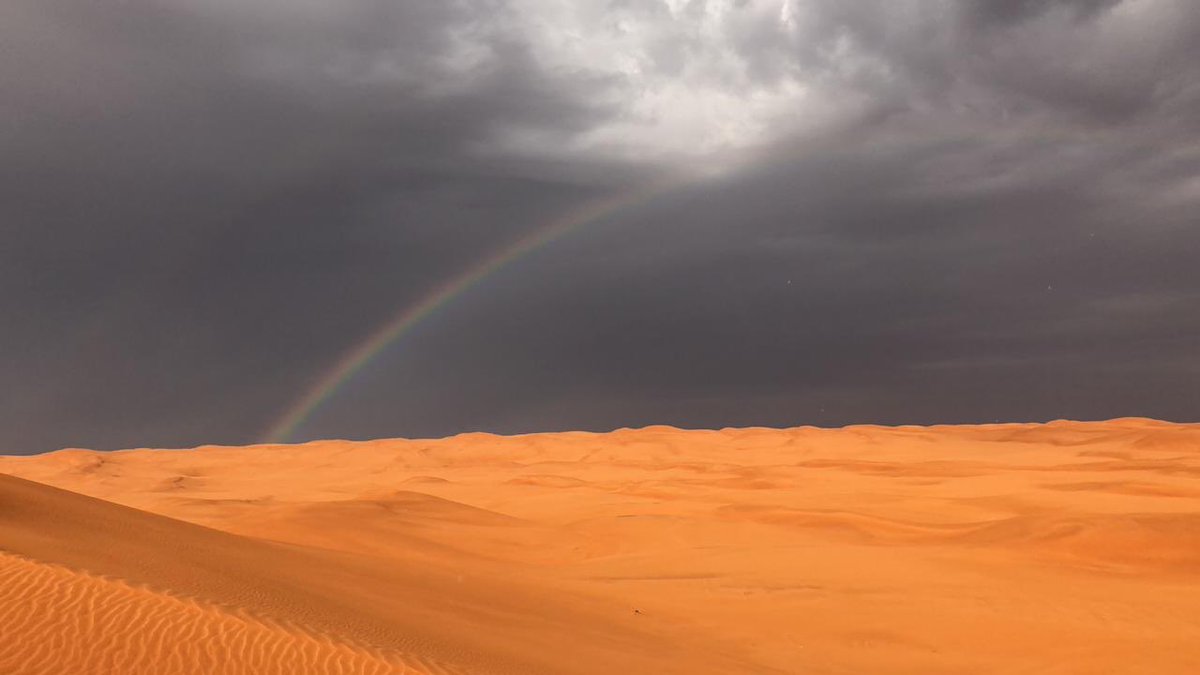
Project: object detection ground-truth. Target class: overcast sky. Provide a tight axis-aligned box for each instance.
[3,0,1198,453]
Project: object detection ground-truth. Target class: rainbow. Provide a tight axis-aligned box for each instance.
[262,172,691,443]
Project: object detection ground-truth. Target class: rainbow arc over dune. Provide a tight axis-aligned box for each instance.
[262,173,691,443]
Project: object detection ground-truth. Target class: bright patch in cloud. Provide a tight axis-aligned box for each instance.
[497,0,814,160]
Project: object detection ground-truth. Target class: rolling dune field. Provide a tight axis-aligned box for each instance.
[2,418,1198,673]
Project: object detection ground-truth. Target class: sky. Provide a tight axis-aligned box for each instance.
[2,0,1198,453]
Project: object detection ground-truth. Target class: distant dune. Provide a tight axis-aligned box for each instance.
[2,420,1199,674]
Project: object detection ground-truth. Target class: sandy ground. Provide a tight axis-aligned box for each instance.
[1,418,1198,674]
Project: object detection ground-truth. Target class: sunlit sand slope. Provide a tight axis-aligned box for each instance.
[3,418,1200,673]
[0,553,436,675]
[0,473,760,674]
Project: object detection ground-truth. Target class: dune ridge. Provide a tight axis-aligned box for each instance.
[2,419,1199,673]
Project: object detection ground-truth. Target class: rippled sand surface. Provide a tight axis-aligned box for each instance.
[2,418,1198,673]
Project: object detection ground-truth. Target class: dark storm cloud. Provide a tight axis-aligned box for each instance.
[0,0,626,452]
[347,116,1199,438]
[2,0,1197,453]
[963,0,1125,28]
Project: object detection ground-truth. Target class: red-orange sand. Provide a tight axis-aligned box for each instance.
[2,418,1199,674]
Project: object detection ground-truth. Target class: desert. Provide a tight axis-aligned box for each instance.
[2,418,1198,674]
[8,1,1200,673]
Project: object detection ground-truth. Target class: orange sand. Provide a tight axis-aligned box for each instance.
[2,418,1198,674]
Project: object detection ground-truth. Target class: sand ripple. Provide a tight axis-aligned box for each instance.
[0,552,454,675]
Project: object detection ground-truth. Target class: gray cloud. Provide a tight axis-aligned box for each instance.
[1,0,1197,453]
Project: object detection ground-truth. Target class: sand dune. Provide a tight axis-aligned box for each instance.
[3,419,1200,673]
[0,474,748,674]
[0,552,437,675]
